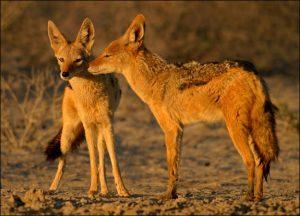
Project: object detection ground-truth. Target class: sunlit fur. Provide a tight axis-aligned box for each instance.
[89,14,279,201]
[47,18,129,197]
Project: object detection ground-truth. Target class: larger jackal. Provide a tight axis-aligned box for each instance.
[45,18,129,196]
[88,14,279,201]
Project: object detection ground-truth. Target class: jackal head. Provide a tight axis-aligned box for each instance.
[48,18,95,80]
[88,14,145,76]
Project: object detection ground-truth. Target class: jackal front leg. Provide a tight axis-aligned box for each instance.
[97,131,109,195]
[103,123,129,197]
[153,109,183,199]
[83,123,98,195]
[162,125,183,199]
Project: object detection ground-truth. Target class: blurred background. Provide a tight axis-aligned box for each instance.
[1,1,299,150]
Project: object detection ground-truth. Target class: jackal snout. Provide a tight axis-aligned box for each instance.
[58,59,86,81]
[88,14,146,76]
[61,71,69,78]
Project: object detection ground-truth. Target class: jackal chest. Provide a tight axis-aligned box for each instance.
[69,77,112,115]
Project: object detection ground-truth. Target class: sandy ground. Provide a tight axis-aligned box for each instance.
[1,76,299,215]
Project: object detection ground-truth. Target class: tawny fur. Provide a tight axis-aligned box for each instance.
[46,18,129,196]
[88,14,279,201]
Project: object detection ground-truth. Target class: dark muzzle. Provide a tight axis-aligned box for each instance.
[61,71,69,78]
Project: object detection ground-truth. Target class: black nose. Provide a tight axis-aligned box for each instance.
[62,72,69,78]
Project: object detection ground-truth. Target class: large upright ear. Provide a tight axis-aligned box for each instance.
[75,18,95,54]
[48,20,67,52]
[124,14,145,44]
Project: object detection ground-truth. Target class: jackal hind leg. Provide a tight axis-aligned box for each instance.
[249,136,264,202]
[49,119,83,191]
[97,131,109,196]
[49,157,65,192]
[103,122,129,197]
[254,163,264,201]
[224,116,255,201]
[49,88,83,192]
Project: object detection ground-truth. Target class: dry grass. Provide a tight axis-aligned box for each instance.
[1,68,64,150]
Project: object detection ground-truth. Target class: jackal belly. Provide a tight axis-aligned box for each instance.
[175,88,223,124]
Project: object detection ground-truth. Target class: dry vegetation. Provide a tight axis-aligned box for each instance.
[1,1,299,215]
[1,68,64,150]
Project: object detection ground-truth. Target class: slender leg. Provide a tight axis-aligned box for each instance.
[255,163,264,201]
[224,118,255,201]
[49,121,83,191]
[161,126,183,199]
[151,108,183,199]
[103,123,129,197]
[83,123,98,194]
[49,86,82,192]
[49,156,66,191]
[249,135,264,202]
[97,131,109,195]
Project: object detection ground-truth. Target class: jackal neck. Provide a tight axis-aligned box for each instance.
[68,71,99,93]
[123,47,167,103]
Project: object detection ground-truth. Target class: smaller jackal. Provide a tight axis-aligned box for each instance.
[88,14,279,201]
[45,18,129,196]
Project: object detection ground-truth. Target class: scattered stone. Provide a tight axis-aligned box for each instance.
[62,201,75,215]
[20,189,46,211]
[23,189,45,203]
[204,161,210,166]
[64,201,74,207]
[185,192,193,198]
[8,195,25,207]
[136,209,144,215]
[79,198,88,205]
[126,201,137,208]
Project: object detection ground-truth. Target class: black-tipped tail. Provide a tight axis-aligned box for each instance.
[45,127,62,161]
[262,161,271,182]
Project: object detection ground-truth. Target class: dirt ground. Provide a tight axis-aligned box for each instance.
[1,75,299,215]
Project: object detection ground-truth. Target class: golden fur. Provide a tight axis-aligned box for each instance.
[88,14,279,201]
[46,18,129,196]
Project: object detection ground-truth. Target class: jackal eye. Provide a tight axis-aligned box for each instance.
[58,57,64,62]
[74,58,83,63]
[104,54,111,58]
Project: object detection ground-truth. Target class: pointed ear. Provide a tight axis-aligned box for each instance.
[75,18,95,54]
[125,14,145,44]
[48,20,67,52]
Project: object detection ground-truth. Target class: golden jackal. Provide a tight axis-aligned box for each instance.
[88,14,279,201]
[45,18,129,196]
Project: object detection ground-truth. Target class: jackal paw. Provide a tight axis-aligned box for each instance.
[46,189,56,195]
[242,194,254,201]
[100,190,109,197]
[159,191,178,200]
[88,190,97,195]
[117,189,130,197]
[254,195,263,202]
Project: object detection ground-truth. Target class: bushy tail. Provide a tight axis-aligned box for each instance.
[250,77,280,182]
[45,127,85,161]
